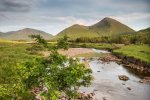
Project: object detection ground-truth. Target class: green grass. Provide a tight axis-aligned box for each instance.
[0,42,41,87]
[0,42,39,67]
[70,43,122,51]
[0,39,24,43]
[113,45,150,64]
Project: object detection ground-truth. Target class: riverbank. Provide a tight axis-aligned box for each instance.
[113,45,150,76]
[79,56,150,100]
[58,47,150,100]
[70,43,150,75]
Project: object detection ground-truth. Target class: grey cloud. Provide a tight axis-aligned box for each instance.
[0,0,28,12]
[0,0,44,12]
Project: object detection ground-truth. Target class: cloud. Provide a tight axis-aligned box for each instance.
[0,0,46,12]
[0,0,149,34]
[110,13,150,23]
[109,13,150,30]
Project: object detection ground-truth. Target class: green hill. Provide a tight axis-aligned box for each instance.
[0,28,53,41]
[56,17,135,39]
[136,27,150,35]
[0,32,3,36]
[56,24,99,39]
[89,17,135,35]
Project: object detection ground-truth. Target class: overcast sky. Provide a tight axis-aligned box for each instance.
[0,0,150,35]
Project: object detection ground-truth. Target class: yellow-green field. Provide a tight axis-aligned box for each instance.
[113,45,150,64]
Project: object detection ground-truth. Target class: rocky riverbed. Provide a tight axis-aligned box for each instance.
[42,48,150,100]
[79,57,150,100]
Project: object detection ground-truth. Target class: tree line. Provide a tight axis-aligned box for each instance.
[71,32,150,45]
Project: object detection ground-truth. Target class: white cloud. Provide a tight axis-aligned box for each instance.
[110,13,150,23]
[109,13,150,30]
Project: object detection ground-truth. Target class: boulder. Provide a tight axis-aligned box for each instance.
[118,75,129,81]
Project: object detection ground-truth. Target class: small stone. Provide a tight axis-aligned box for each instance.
[139,77,150,83]
[97,71,100,72]
[139,80,144,83]
[93,89,98,92]
[87,94,93,98]
[144,77,150,80]
[122,83,125,85]
[127,87,131,90]
[90,92,95,96]
[103,97,106,100]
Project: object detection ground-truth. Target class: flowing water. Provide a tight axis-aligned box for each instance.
[79,49,150,100]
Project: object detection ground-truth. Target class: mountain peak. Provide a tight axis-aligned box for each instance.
[20,28,36,31]
[56,17,135,39]
[68,24,87,29]
[0,28,52,40]
[96,17,120,26]
[102,17,114,21]
[71,24,86,28]
[23,28,31,30]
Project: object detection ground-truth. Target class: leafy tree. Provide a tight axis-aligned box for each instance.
[57,34,69,50]
[29,35,48,47]
[0,35,93,100]
[26,35,48,54]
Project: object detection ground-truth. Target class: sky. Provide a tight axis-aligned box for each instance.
[0,0,150,35]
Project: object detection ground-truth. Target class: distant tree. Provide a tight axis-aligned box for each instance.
[57,34,69,50]
[130,35,138,44]
[29,35,48,47]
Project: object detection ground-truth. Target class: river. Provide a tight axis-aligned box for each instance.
[79,49,150,100]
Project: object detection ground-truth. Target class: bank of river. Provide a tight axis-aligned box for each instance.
[79,58,150,100]
[76,49,150,100]
[58,48,150,100]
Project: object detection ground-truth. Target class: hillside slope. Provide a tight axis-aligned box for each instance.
[56,24,99,39]
[56,17,135,39]
[0,28,52,41]
[89,17,135,35]
[137,27,150,34]
[0,32,3,36]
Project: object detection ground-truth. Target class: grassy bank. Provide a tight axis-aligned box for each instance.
[113,45,150,66]
[0,43,38,63]
[0,43,39,81]
[70,43,121,50]
[70,43,150,67]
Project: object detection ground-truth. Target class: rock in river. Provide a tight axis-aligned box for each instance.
[118,75,129,81]
[127,87,131,90]
[139,77,150,83]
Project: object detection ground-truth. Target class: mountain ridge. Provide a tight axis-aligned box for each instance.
[56,17,135,39]
[0,28,52,41]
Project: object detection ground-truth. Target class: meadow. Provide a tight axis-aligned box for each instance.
[0,40,150,99]
[0,42,150,68]
[113,45,150,65]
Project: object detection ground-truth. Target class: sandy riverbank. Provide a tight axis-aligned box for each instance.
[58,48,94,57]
